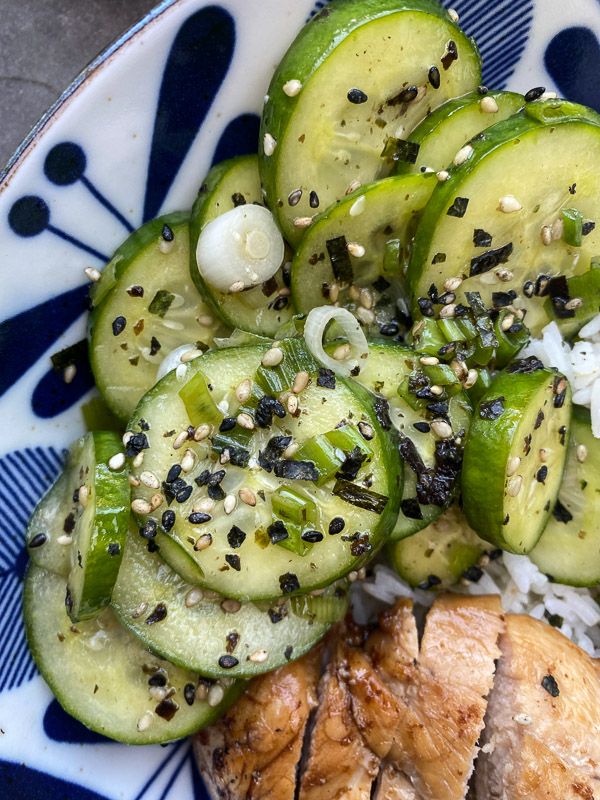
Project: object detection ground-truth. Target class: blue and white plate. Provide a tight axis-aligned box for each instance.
[1,0,599,797]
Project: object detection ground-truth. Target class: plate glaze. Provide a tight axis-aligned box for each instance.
[1,0,599,797]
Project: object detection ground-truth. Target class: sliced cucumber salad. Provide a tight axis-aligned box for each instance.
[22,0,600,750]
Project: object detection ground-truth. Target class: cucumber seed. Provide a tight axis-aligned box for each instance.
[506,456,521,477]
[507,475,523,497]
[498,195,522,213]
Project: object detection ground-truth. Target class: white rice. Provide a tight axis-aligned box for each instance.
[353,314,600,656]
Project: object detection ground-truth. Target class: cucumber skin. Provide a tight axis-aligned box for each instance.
[461,368,571,554]
[259,0,481,237]
[407,104,600,300]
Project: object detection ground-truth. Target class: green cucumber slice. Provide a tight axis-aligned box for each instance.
[291,175,434,335]
[26,465,73,577]
[393,90,523,175]
[112,525,348,678]
[407,101,600,336]
[90,212,227,421]
[387,505,487,588]
[344,339,472,539]
[530,409,600,586]
[25,565,241,744]
[461,358,572,553]
[63,431,130,622]
[127,341,400,601]
[260,0,481,247]
[189,155,294,336]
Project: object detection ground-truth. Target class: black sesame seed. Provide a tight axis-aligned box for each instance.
[309,190,320,208]
[63,512,76,534]
[541,674,559,697]
[112,316,127,336]
[218,655,239,669]
[107,542,121,556]
[148,670,167,687]
[301,530,324,543]
[536,465,548,483]
[184,683,196,706]
[149,336,161,356]
[397,85,418,103]
[569,183,576,195]
[188,512,211,525]
[166,464,182,483]
[146,602,167,625]
[523,281,535,298]
[161,223,174,242]
[225,553,241,571]
[524,86,546,102]
[379,322,400,337]
[273,295,289,311]
[288,189,302,206]
[477,85,488,95]
[347,88,368,104]
[176,485,193,503]
[219,417,237,432]
[28,533,47,548]
[462,565,483,582]
[127,285,144,297]
[161,510,175,532]
[194,469,210,487]
[231,192,246,207]
[441,40,458,70]
[284,645,293,660]
[279,572,300,594]
[413,421,431,433]
[147,539,160,553]
[329,517,345,535]
[428,65,440,89]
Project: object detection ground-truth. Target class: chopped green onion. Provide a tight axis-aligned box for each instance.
[421,363,460,386]
[290,590,348,623]
[178,371,223,427]
[295,435,341,484]
[410,318,447,356]
[562,207,583,247]
[438,318,468,342]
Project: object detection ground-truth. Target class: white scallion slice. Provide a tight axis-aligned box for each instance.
[195,205,284,293]
[305,306,369,377]
[155,343,197,382]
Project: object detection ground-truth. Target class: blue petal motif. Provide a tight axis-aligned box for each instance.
[143,6,236,222]
[43,699,112,745]
[0,759,111,800]
[211,113,261,165]
[32,358,94,419]
[545,27,600,113]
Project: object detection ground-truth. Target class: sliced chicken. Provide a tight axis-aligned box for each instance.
[194,645,321,800]
[370,594,505,800]
[372,761,420,800]
[298,620,384,800]
[475,613,600,800]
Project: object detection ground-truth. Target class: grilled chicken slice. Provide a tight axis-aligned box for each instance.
[298,621,384,800]
[370,594,504,800]
[372,761,420,800]
[475,614,600,800]
[194,645,321,800]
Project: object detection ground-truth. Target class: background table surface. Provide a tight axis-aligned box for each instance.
[0,0,157,167]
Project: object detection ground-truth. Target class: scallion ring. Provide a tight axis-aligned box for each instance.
[305,306,369,377]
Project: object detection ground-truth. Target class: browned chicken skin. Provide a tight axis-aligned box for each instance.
[476,614,600,800]
[194,644,321,800]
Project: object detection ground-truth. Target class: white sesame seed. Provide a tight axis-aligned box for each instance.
[223,495,236,515]
[193,424,211,442]
[346,180,362,195]
[180,348,203,363]
[185,588,203,608]
[283,442,299,459]
[357,567,366,580]
[220,449,231,465]
[347,242,366,258]
[236,412,254,430]
[513,713,532,726]
[429,385,444,396]
[107,452,125,472]
[348,196,367,220]
[194,534,213,551]
[577,444,588,463]
[450,359,468,380]
[78,484,89,507]
[555,377,567,395]
[283,79,302,97]
[501,313,515,331]
[195,682,209,702]
[541,226,552,246]
[228,280,245,293]
[292,371,310,394]
[137,712,154,732]
[196,314,214,327]
[480,95,499,113]
[540,91,558,100]
[84,266,101,282]
[436,170,449,182]
[328,283,339,303]
[208,684,225,707]
[175,364,187,380]
[63,364,77,384]
[453,144,473,166]
[132,452,144,469]
[498,195,522,213]
[496,269,514,282]
[287,395,299,415]
[263,132,277,156]
[57,534,73,546]
[221,598,241,613]
[129,474,140,487]
[463,369,478,389]
[360,288,374,310]
[356,307,375,325]
[507,456,521,477]
[358,421,374,440]
[279,287,291,297]
[333,343,352,361]
[293,216,313,228]
[193,497,215,514]
[173,430,189,450]
[133,601,148,618]
[238,487,256,506]
[507,475,523,497]
[539,448,548,463]
[348,284,361,301]
[551,217,564,240]
[348,571,358,582]
[235,379,252,404]
[447,7,459,21]
[140,471,160,489]
[179,449,195,473]
[248,649,269,663]
[149,494,163,511]
[439,303,456,318]
[261,346,283,367]
[131,498,152,514]
[148,686,167,702]
[444,277,462,292]
[419,356,439,366]
[122,432,134,445]
[431,420,453,439]
[565,297,583,311]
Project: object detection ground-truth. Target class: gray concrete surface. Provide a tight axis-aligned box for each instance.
[0,0,157,167]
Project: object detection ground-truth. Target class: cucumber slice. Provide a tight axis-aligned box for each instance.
[26,465,73,577]
[387,505,487,589]
[90,212,227,421]
[189,155,294,337]
[112,525,348,678]
[25,565,241,744]
[62,431,130,622]
[530,409,600,586]
[127,341,400,601]
[260,0,481,247]
[291,175,435,335]
[407,100,600,336]
[346,340,472,539]
[462,358,572,554]
[394,90,523,175]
